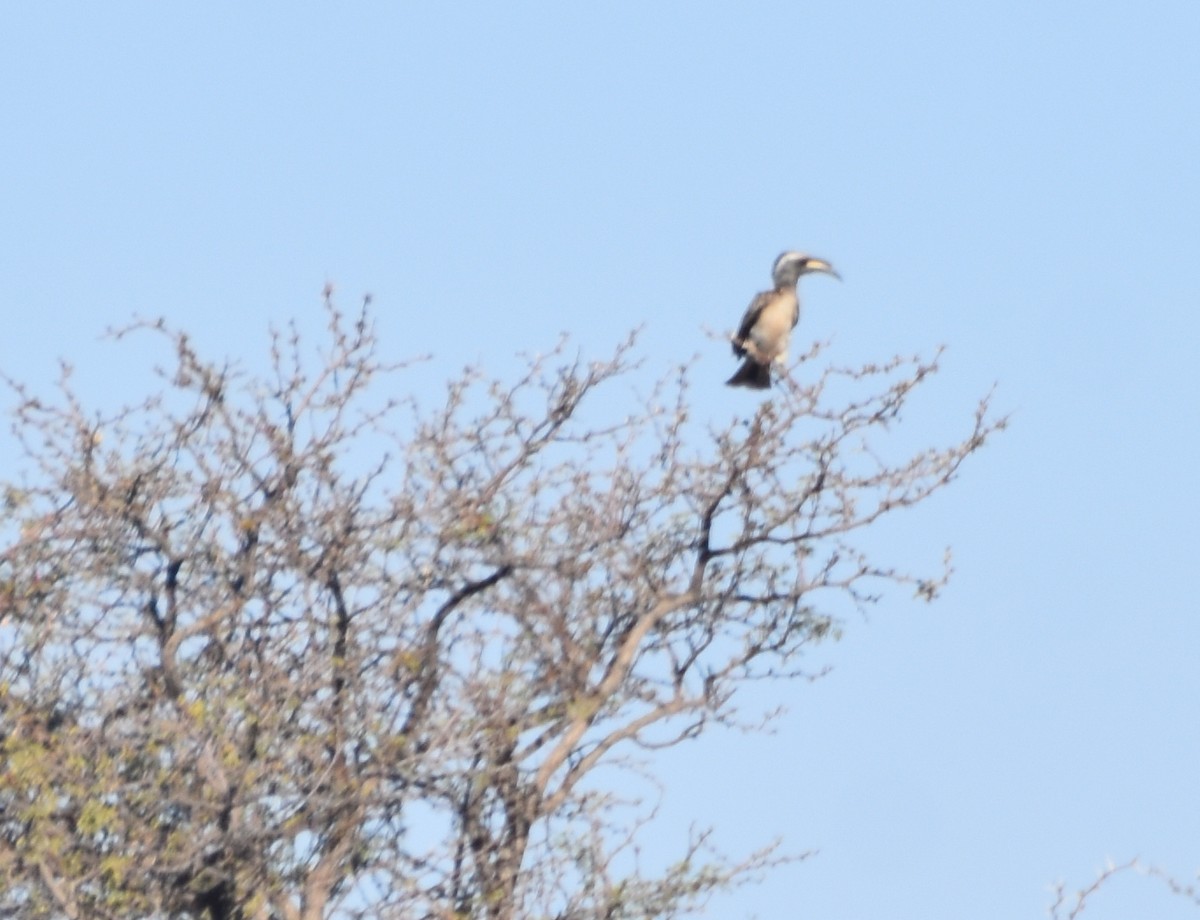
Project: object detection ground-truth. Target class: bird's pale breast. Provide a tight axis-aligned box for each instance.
[749,290,798,361]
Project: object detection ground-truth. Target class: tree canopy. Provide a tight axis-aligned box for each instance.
[0,301,1001,919]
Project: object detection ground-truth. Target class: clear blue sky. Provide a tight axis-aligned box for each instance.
[3,4,1198,918]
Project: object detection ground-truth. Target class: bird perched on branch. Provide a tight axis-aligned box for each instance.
[726,251,841,389]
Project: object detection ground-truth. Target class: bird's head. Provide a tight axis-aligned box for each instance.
[772,251,841,287]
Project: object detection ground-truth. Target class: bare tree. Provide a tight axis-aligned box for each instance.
[0,298,1001,919]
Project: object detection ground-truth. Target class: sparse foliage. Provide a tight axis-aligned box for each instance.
[0,299,1000,919]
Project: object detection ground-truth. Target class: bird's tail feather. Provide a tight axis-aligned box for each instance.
[725,359,772,389]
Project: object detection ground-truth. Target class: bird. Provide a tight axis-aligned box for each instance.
[726,251,841,389]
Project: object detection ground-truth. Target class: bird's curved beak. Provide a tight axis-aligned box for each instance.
[806,258,841,281]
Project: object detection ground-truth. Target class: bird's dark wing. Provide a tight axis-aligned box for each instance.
[731,290,771,357]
